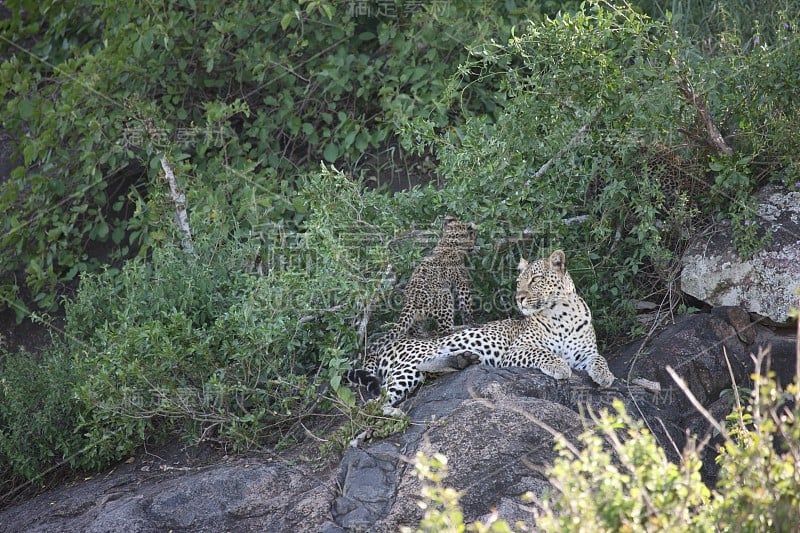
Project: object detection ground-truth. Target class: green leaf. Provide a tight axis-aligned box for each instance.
[19,99,35,120]
[343,130,357,149]
[323,143,339,162]
[141,31,153,52]
[111,226,125,244]
[337,387,355,407]
[95,222,109,240]
[355,131,369,151]
[280,12,295,31]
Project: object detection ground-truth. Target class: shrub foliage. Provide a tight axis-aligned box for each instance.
[0,0,563,315]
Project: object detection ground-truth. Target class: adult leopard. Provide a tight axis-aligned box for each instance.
[427,250,614,388]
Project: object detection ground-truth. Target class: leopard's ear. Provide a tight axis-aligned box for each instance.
[517,257,529,272]
[549,250,567,275]
[443,215,457,228]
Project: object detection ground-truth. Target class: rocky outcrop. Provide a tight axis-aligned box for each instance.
[0,311,795,532]
[335,368,604,531]
[0,457,337,533]
[681,184,800,324]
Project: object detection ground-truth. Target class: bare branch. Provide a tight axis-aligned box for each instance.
[666,365,730,442]
[722,346,748,436]
[159,155,195,254]
[297,304,347,326]
[532,110,601,180]
[673,58,733,157]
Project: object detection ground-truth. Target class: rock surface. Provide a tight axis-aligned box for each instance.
[681,184,800,324]
[1,311,796,532]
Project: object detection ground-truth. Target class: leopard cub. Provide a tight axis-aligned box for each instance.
[392,215,476,337]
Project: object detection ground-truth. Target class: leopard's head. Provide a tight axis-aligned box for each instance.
[515,250,576,316]
[436,216,477,252]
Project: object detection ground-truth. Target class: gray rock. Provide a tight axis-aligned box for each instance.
[0,460,333,533]
[681,184,800,324]
[332,365,666,531]
[334,444,402,530]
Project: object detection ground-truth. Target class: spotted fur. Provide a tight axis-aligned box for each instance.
[392,216,476,337]
[349,320,519,409]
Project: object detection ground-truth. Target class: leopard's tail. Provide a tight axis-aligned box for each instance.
[345,369,382,396]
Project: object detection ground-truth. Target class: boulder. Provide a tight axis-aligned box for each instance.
[681,184,800,324]
[334,368,614,531]
[610,306,796,419]
[0,370,665,532]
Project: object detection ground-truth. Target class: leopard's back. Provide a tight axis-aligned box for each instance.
[394,216,476,336]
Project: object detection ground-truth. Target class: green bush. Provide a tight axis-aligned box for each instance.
[537,400,714,532]
[0,347,81,485]
[400,1,800,335]
[401,2,701,336]
[0,0,564,315]
[60,169,407,468]
[0,165,425,482]
[712,364,800,530]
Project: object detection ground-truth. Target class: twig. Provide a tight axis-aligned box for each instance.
[356,302,374,346]
[494,216,590,251]
[143,119,194,254]
[620,290,671,447]
[297,304,346,326]
[655,416,683,460]
[721,346,748,436]
[666,365,730,442]
[672,58,733,157]
[532,110,601,180]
